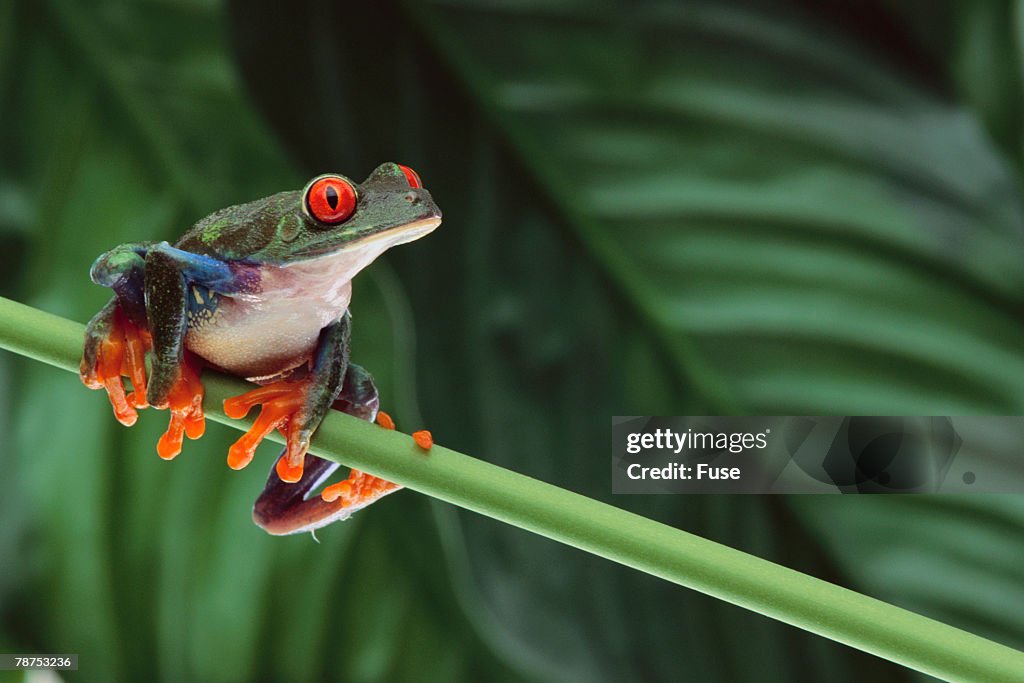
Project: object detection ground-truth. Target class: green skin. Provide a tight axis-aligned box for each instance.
[82,162,442,534]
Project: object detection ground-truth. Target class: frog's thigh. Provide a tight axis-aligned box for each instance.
[252,456,402,535]
[251,453,342,534]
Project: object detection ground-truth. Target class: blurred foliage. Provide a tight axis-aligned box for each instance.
[2,0,1024,681]
[0,1,519,682]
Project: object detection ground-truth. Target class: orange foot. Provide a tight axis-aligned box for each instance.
[81,305,206,458]
[81,306,151,426]
[153,353,206,460]
[223,379,313,482]
[375,410,433,450]
[316,408,404,501]
[316,410,432,503]
[321,469,401,506]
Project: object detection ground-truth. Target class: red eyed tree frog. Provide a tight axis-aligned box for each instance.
[79,163,440,535]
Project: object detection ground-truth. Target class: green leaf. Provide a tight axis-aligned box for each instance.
[230,1,1024,680]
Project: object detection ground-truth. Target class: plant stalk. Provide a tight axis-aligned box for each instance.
[1,295,1022,682]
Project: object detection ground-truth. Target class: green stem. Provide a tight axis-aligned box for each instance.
[2,295,1022,682]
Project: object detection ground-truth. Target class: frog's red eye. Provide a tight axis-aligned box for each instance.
[305,176,357,224]
[398,165,422,189]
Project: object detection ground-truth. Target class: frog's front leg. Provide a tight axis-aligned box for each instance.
[250,363,402,535]
[82,241,237,456]
[141,242,244,457]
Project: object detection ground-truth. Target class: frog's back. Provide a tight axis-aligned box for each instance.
[176,191,299,261]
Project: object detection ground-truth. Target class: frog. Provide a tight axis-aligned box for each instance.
[79,162,440,535]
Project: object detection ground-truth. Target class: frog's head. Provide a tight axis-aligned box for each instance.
[290,162,442,259]
[212,162,441,266]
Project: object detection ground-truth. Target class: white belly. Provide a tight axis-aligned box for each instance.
[186,259,354,380]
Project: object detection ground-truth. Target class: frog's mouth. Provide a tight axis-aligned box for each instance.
[286,216,442,281]
[345,216,442,251]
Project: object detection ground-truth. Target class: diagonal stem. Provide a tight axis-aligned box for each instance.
[1,295,1022,683]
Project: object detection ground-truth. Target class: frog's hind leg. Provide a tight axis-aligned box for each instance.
[251,452,345,535]
[251,451,403,535]
[250,363,402,535]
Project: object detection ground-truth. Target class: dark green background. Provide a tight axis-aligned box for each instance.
[2,1,1023,681]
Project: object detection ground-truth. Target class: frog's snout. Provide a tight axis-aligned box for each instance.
[405,187,442,222]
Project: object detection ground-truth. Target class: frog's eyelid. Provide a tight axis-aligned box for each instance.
[397,164,422,189]
[301,173,356,197]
